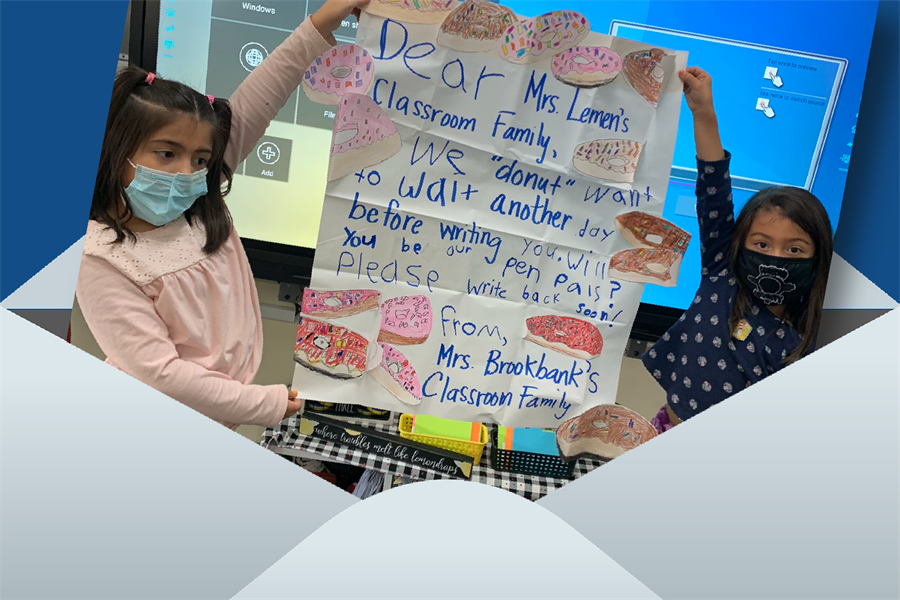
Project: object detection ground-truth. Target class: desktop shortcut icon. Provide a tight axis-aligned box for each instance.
[239,42,268,72]
[764,66,784,88]
[257,142,281,165]
[756,97,775,118]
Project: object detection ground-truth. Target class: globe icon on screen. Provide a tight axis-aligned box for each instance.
[246,49,264,68]
[239,42,269,72]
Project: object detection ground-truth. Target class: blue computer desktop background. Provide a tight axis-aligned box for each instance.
[504,0,879,311]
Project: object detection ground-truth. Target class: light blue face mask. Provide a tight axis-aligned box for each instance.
[124,159,209,226]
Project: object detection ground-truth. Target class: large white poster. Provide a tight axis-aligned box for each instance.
[292,2,690,427]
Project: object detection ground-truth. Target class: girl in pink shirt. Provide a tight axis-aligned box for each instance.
[76,0,368,429]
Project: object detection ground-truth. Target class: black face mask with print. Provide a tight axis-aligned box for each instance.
[737,248,815,306]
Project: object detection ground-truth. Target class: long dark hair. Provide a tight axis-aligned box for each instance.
[91,66,234,253]
[728,187,834,364]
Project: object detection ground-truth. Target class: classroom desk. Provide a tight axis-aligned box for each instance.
[261,414,608,501]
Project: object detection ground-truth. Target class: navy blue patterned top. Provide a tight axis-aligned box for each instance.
[641,151,805,422]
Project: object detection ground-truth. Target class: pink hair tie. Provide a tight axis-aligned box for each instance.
[145,72,157,85]
[206,95,215,106]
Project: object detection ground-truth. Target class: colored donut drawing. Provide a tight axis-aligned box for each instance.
[370,342,422,406]
[302,45,375,106]
[328,93,402,182]
[437,0,517,53]
[378,295,433,345]
[556,404,657,461]
[615,212,690,253]
[551,46,622,88]
[497,10,589,65]
[525,315,603,360]
[572,139,644,184]
[301,289,381,319]
[622,47,668,106]
[294,317,369,379]
[609,247,684,287]
[610,212,691,287]
[364,0,458,24]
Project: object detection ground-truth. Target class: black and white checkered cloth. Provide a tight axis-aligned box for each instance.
[261,414,607,501]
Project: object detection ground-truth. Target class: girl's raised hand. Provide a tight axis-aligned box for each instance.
[311,0,371,43]
[679,67,715,118]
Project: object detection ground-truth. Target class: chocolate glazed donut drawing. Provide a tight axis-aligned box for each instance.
[609,211,691,287]
[437,0,517,53]
[556,404,657,461]
[524,315,603,360]
[622,47,668,106]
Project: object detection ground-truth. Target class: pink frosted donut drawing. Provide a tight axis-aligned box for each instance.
[302,44,374,106]
[364,0,457,24]
[552,46,622,88]
[378,295,432,345]
[497,10,589,65]
[301,288,381,319]
[370,342,422,406]
[328,93,402,182]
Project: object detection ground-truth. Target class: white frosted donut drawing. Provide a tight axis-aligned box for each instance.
[370,342,422,406]
[437,0,517,53]
[551,46,622,88]
[572,139,644,184]
[378,295,432,345]
[328,93,402,182]
[302,45,374,106]
[557,404,657,461]
[497,10,589,65]
[364,0,457,24]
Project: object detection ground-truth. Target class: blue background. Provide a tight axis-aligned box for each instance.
[504,0,890,309]
[0,0,896,304]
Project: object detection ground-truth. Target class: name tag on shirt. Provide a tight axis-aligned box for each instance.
[733,320,753,341]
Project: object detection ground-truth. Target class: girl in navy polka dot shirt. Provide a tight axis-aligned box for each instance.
[644,67,835,433]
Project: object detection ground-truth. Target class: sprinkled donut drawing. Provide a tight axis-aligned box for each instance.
[608,247,684,287]
[572,139,644,184]
[301,289,381,319]
[437,0,517,53]
[556,404,657,461]
[328,93,402,182]
[615,212,690,253]
[497,10,589,65]
[294,317,369,379]
[378,295,433,345]
[622,47,668,106]
[552,46,622,88]
[525,315,603,360]
[370,342,422,406]
[364,0,457,24]
[302,45,374,106]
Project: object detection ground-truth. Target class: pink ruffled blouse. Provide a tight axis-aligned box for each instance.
[75,18,332,429]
